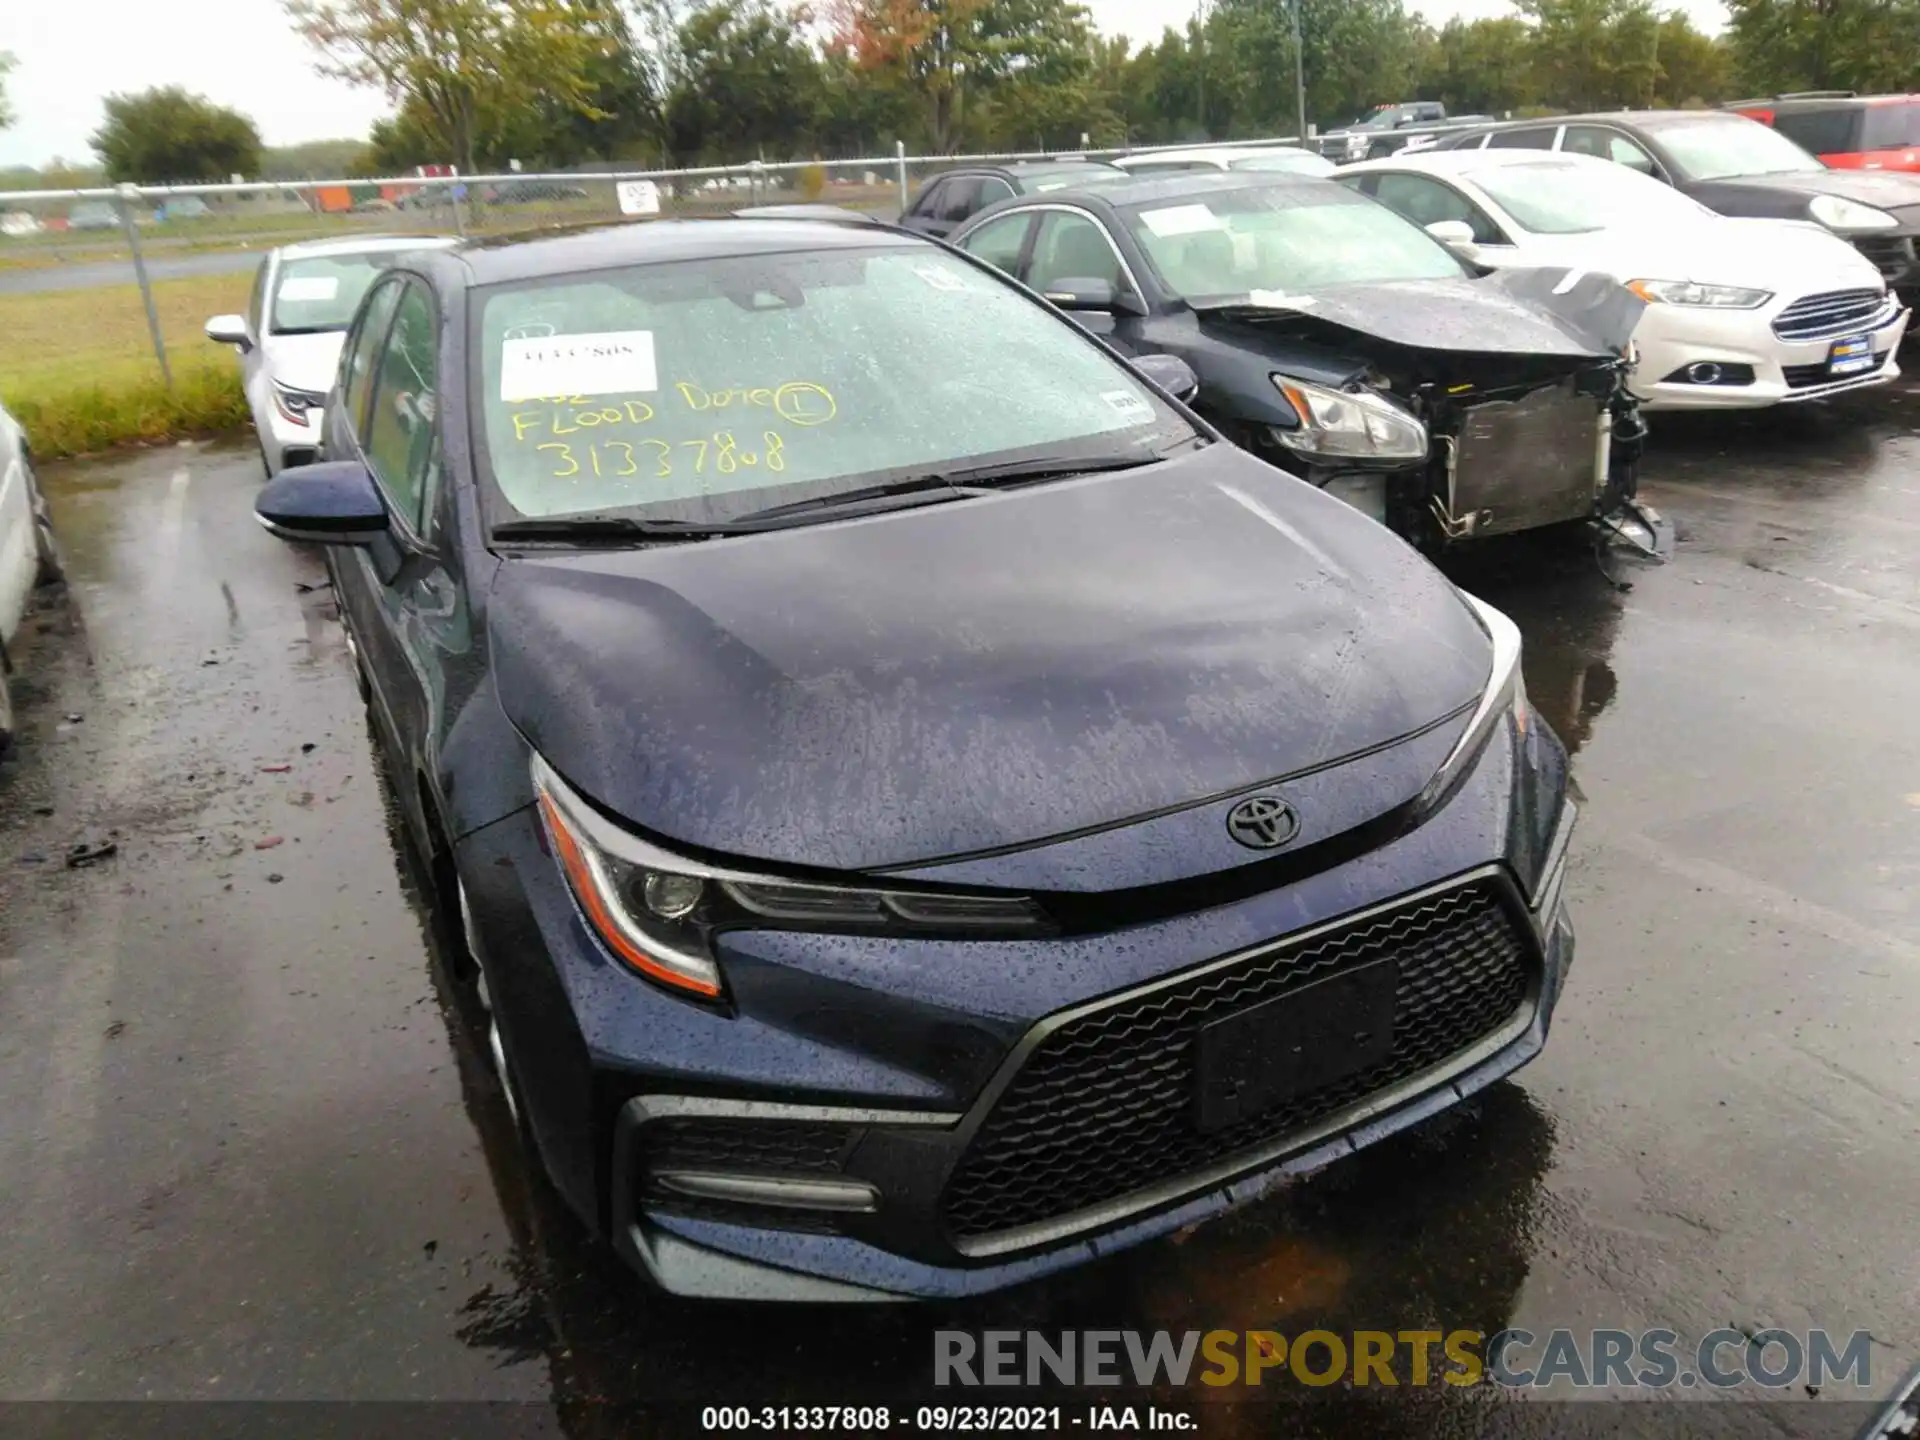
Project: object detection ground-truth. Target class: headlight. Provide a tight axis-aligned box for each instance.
[1808,194,1899,233]
[531,756,1049,1002]
[1271,375,1429,462]
[271,380,326,426]
[1624,279,1772,309]
[1414,591,1528,816]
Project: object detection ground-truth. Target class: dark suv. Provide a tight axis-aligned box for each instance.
[1728,92,1920,174]
[898,160,1129,238]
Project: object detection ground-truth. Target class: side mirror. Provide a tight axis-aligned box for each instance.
[1425,220,1476,249]
[205,313,252,351]
[1041,276,1145,316]
[255,460,389,547]
[1133,353,1200,403]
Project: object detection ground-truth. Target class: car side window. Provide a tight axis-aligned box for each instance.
[1488,125,1559,150]
[342,278,404,437]
[938,176,986,223]
[1564,125,1659,176]
[979,177,1015,207]
[361,282,439,535]
[1028,211,1127,294]
[910,178,949,218]
[960,210,1036,278]
[1368,173,1505,244]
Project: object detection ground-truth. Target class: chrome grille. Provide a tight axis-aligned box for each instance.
[1773,288,1892,342]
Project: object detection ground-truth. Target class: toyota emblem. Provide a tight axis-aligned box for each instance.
[1225,795,1299,850]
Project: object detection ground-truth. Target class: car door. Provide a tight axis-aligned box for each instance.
[1354,171,1514,257]
[925,175,986,237]
[242,257,273,449]
[336,277,454,825]
[899,178,951,235]
[956,208,1040,280]
[1024,208,1143,345]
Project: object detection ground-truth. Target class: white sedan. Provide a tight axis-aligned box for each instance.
[1341,149,1909,409]
[205,234,458,475]
[0,402,62,755]
[1113,145,1336,179]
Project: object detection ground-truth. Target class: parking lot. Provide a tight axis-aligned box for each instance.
[0,383,1916,1434]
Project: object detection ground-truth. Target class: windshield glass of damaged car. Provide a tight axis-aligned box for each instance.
[473,246,1191,526]
[1123,186,1468,304]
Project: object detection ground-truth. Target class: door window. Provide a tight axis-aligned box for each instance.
[1487,125,1559,150]
[1028,211,1126,293]
[960,210,1036,277]
[1368,173,1505,244]
[1563,125,1659,175]
[342,279,404,437]
[937,176,986,223]
[909,178,950,220]
[247,259,269,337]
[362,282,439,533]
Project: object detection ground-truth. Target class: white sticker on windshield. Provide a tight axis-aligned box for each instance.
[914,263,966,292]
[278,276,339,301]
[1247,289,1316,308]
[1139,203,1222,237]
[1103,390,1155,422]
[499,330,658,402]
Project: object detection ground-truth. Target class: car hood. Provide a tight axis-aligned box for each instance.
[261,330,348,395]
[1523,216,1884,292]
[1194,269,1643,366]
[488,447,1492,872]
[1711,166,1920,211]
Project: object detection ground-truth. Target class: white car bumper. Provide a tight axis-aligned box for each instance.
[1632,297,1909,411]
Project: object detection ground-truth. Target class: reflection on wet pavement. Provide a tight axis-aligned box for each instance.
[2,380,1917,1436]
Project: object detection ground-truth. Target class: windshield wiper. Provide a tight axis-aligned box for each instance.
[731,453,1163,527]
[492,514,757,544]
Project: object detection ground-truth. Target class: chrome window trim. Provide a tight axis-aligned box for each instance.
[969,201,1148,303]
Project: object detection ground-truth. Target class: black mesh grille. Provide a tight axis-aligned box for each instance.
[941,879,1534,1242]
[1783,354,1887,388]
[1854,236,1915,282]
[641,1118,852,1176]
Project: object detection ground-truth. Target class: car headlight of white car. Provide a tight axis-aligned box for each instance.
[1625,279,1772,309]
[1270,375,1429,462]
[1807,194,1900,233]
[271,379,327,427]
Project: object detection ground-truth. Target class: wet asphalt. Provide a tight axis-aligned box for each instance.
[1,384,1917,1436]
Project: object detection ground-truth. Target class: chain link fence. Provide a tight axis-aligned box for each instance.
[0,121,1499,397]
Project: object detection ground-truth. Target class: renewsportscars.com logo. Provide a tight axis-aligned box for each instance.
[932,1328,1878,1391]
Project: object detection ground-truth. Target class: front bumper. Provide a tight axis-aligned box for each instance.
[606,831,1576,1301]
[1633,297,1909,410]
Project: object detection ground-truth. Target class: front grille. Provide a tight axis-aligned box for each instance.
[1854,236,1916,282]
[1773,288,1891,342]
[640,1118,853,1176]
[941,879,1534,1242]
[1784,353,1888,388]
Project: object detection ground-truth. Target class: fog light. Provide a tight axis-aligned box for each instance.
[641,872,705,919]
[1686,361,1723,385]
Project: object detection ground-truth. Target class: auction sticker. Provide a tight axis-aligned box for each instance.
[1139,203,1222,237]
[500,330,658,402]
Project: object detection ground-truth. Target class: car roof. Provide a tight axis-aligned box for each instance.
[447,216,925,286]
[1086,171,1351,208]
[1348,148,1617,177]
[275,233,461,260]
[1117,145,1318,165]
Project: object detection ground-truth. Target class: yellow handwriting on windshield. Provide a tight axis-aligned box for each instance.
[510,397,657,442]
[675,381,837,427]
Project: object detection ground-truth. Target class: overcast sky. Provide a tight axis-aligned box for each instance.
[0,0,1729,170]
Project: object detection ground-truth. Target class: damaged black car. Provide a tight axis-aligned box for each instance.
[951,172,1655,549]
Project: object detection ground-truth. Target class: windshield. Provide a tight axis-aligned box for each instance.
[1125,187,1465,302]
[1473,161,1716,233]
[271,253,407,335]
[1655,118,1825,180]
[473,245,1191,525]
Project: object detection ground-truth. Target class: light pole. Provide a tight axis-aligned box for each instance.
[1290,0,1307,143]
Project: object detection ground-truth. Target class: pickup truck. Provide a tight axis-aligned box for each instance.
[1313,102,1449,161]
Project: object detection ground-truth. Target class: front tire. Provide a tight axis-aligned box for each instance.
[25,463,62,587]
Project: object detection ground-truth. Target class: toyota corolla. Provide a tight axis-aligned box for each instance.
[253,217,1576,1301]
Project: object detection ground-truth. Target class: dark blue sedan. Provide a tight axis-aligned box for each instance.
[254,216,1576,1301]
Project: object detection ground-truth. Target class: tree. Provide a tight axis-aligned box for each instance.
[666,0,824,162]
[828,0,1098,153]
[90,88,263,183]
[1419,18,1541,116]
[285,0,614,175]
[0,52,15,131]
[1725,0,1920,94]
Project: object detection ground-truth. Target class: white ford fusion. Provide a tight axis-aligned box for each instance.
[1342,149,1910,409]
[204,235,458,474]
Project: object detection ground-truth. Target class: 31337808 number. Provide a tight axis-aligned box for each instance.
[538,430,787,481]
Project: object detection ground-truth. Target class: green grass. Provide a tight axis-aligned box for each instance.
[0,272,253,459]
